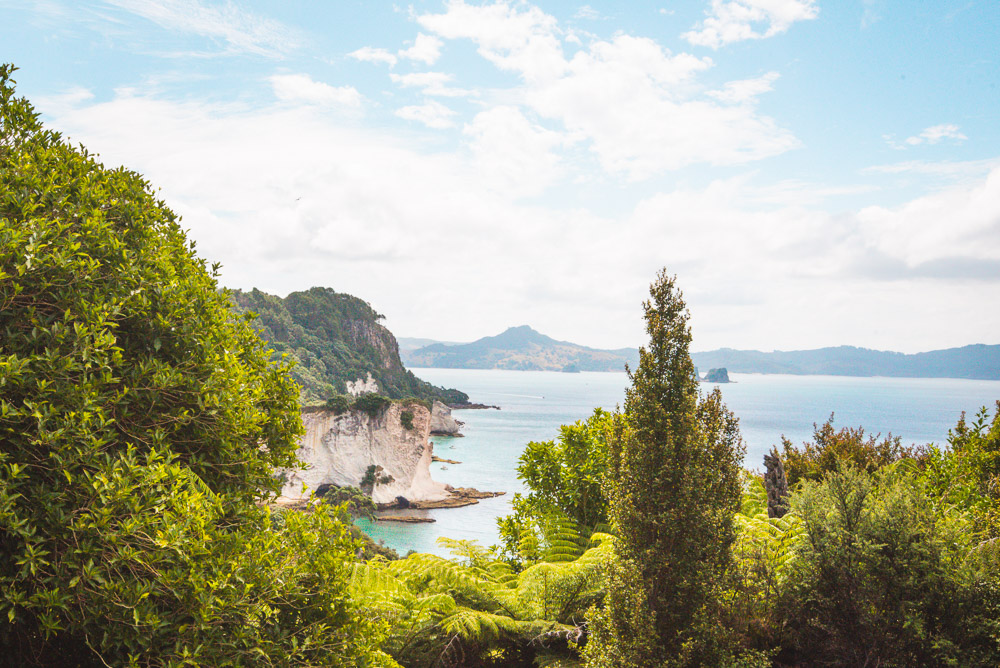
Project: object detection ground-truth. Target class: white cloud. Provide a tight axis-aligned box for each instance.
[348,46,398,67]
[525,34,797,177]
[398,33,444,64]
[707,71,780,104]
[682,0,819,49]
[40,89,1000,353]
[389,71,472,97]
[905,123,968,146]
[857,167,1000,267]
[35,86,95,115]
[463,106,566,197]
[395,100,457,128]
[269,74,362,107]
[418,0,566,83]
[884,124,969,150]
[418,2,799,178]
[627,169,1000,350]
[104,0,298,57]
[863,158,1000,178]
[574,5,601,20]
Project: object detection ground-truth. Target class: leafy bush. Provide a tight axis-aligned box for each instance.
[400,409,415,430]
[0,65,385,666]
[777,464,1000,666]
[316,484,378,520]
[922,402,1000,538]
[324,393,353,414]
[779,415,922,486]
[498,409,614,564]
[355,392,392,418]
[351,534,610,667]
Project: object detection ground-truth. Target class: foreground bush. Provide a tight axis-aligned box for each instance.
[777,464,1000,666]
[0,64,385,665]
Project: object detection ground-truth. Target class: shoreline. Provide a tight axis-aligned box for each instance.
[376,486,505,511]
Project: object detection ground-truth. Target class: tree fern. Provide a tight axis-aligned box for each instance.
[348,532,609,666]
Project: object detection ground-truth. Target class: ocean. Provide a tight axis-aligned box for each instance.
[356,369,1000,556]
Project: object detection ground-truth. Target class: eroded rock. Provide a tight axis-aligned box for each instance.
[280,402,449,505]
[430,400,464,436]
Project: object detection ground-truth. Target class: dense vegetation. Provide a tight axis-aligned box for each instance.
[0,66,387,666]
[230,287,468,406]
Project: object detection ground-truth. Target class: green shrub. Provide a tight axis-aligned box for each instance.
[0,65,386,666]
[354,392,391,418]
[922,402,1000,538]
[497,409,614,565]
[777,465,1000,666]
[780,415,922,486]
[324,393,353,414]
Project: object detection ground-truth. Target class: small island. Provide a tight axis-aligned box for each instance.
[701,367,731,383]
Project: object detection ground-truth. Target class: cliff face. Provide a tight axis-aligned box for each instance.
[345,319,398,371]
[281,402,449,505]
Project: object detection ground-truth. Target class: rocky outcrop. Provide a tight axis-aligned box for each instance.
[346,372,379,396]
[378,486,505,510]
[702,367,731,383]
[280,402,449,505]
[430,400,464,436]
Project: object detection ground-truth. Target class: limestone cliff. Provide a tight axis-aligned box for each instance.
[281,402,449,505]
[430,400,464,436]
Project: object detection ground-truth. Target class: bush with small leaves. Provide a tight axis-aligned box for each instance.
[354,392,392,418]
[0,65,386,666]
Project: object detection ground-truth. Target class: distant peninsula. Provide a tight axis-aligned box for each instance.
[402,328,1000,381]
[401,325,640,372]
[691,344,1000,381]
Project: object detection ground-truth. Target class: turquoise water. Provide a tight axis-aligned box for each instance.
[356,369,1000,556]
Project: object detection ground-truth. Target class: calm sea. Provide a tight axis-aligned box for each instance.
[356,369,1000,556]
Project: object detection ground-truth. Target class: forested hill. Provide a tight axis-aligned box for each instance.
[229,288,468,405]
[691,344,1000,380]
[401,325,640,372]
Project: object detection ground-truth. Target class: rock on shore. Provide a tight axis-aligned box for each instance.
[280,402,449,505]
[430,400,464,436]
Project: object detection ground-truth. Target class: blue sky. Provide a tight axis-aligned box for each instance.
[3,0,999,352]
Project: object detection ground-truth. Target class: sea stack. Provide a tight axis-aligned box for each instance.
[702,367,731,383]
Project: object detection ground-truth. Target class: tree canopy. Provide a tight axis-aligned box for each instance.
[0,64,385,666]
[230,287,468,405]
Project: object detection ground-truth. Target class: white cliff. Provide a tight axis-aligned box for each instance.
[346,372,379,396]
[429,400,464,436]
[281,401,449,505]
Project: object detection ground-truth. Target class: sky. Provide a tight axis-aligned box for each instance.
[2,0,999,353]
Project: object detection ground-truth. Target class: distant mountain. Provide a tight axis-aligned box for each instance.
[401,325,640,372]
[691,344,1000,380]
[229,287,469,405]
[396,337,462,353]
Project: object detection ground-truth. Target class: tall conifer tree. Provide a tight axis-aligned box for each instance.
[586,270,744,667]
